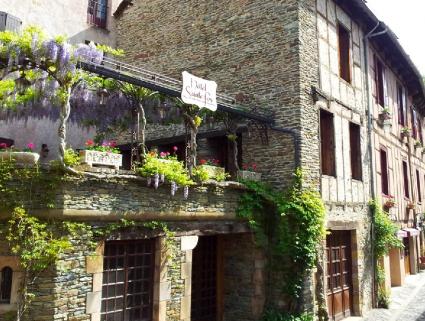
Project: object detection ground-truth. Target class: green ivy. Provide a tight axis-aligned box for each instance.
[237,169,326,310]
[370,199,403,258]
[370,199,403,308]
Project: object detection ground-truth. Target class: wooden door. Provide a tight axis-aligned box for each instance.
[191,235,220,321]
[326,231,353,321]
[403,237,411,275]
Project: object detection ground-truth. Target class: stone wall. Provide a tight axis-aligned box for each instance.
[0,173,245,221]
[116,0,316,188]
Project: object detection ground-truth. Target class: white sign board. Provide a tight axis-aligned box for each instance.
[181,71,217,111]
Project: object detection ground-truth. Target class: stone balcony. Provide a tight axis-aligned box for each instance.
[0,171,246,222]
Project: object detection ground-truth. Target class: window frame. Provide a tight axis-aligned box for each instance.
[337,23,352,84]
[87,0,108,29]
[402,160,410,199]
[320,109,336,177]
[349,122,362,181]
[374,55,387,107]
[397,84,407,126]
[380,148,389,196]
[416,169,422,203]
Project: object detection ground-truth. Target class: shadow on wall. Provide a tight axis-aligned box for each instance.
[0,117,96,162]
[68,26,116,47]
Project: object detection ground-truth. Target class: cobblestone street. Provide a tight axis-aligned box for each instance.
[360,271,425,321]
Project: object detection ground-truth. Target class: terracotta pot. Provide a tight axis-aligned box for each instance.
[0,151,40,165]
[420,257,425,264]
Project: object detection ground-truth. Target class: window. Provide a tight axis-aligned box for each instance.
[338,23,351,83]
[380,149,389,195]
[101,240,155,321]
[349,123,362,180]
[402,161,410,199]
[411,107,423,143]
[0,266,13,304]
[417,170,422,203]
[397,85,407,126]
[87,0,108,28]
[320,110,336,176]
[374,56,387,107]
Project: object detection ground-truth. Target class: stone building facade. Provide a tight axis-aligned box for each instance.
[113,0,424,320]
[1,1,425,321]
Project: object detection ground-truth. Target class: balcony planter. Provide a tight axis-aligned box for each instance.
[414,141,423,150]
[0,151,40,166]
[237,170,262,181]
[383,196,396,209]
[378,109,392,122]
[80,150,122,170]
[199,164,225,179]
[401,127,411,139]
[407,202,416,210]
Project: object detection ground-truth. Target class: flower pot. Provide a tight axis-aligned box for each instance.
[420,257,425,264]
[199,164,225,179]
[0,151,40,166]
[237,170,262,181]
[80,150,122,170]
[407,203,415,210]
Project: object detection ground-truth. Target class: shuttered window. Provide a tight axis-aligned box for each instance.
[403,161,410,199]
[320,110,336,177]
[397,85,407,126]
[380,149,389,196]
[349,123,362,180]
[417,170,422,203]
[375,57,386,107]
[338,23,351,83]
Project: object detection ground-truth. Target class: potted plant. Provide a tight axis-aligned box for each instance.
[238,162,262,181]
[401,127,411,139]
[0,142,40,166]
[407,202,416,210]
[138,152,193,198]
[414,140,423,150]
[383,195,396,209]
[378,108,392,122]
[198,158,226,180]
[80,139,123,170]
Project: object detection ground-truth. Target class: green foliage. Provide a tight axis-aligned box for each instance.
[64,148,80,167]
[192,166,210,183]
[215,171,230,182]
[261,309,314,321]
[0,159,64,209]
[3,207,72,271]
[138,153,194,186]
[371,199,403,258]
[96,44,125,57]
[237,169,326,305]
[376,265,390,308]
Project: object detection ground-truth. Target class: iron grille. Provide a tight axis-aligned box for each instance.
[87,0,108,28]
[101,239,155,321]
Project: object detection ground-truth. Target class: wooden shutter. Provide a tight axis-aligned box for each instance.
[380,149,389,195]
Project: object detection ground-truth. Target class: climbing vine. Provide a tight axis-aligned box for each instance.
[370,199,403,308]
[237,169,326,313]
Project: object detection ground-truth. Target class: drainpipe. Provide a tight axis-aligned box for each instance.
[363,21,388,308]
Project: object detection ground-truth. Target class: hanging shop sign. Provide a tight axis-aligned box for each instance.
[181,71,217,111]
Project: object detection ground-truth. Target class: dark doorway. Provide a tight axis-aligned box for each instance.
[326,230,353,321]
[101,239,155,321]
[191,235,221,321]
